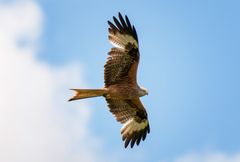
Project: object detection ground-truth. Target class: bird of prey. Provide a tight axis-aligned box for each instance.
[69,13,150,148]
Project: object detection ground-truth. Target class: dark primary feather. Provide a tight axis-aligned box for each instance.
[118,13,127,29]
[113,17,124,32]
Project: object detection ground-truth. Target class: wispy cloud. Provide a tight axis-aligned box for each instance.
[0,1,111,162]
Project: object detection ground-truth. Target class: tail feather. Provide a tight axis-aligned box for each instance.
[68,89,106,101]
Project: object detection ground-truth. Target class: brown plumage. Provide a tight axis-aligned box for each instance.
[69,13,150,148]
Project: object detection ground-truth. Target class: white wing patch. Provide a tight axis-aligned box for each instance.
[121,118,148,135]
[109,32,138,49]
[109,35,125,49]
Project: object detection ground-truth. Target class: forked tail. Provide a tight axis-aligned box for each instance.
[68,89,107,101]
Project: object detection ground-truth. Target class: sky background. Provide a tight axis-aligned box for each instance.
[0,0,240,162]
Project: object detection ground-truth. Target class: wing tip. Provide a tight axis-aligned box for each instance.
[121,120,150,148]
[107,12,138,44]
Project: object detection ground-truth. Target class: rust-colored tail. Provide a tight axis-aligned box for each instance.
[68,89,107,101]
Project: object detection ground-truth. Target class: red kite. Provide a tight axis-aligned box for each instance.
[69,13,150,148]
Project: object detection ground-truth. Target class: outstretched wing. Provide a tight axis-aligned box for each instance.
[104,13,140,87]
[106,98,150,148]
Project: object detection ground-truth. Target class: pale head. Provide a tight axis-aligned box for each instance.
[139,86,149,97]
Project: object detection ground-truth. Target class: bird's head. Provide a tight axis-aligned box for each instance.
[139,86,148,97]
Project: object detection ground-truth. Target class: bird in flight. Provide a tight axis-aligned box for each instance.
[69,13,150,148]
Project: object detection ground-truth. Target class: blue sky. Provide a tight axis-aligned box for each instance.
[40,0,240,160]
[1,0,240,162]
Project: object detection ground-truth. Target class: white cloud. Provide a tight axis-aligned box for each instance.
[166,151,240,162]
[0,1,110,162]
